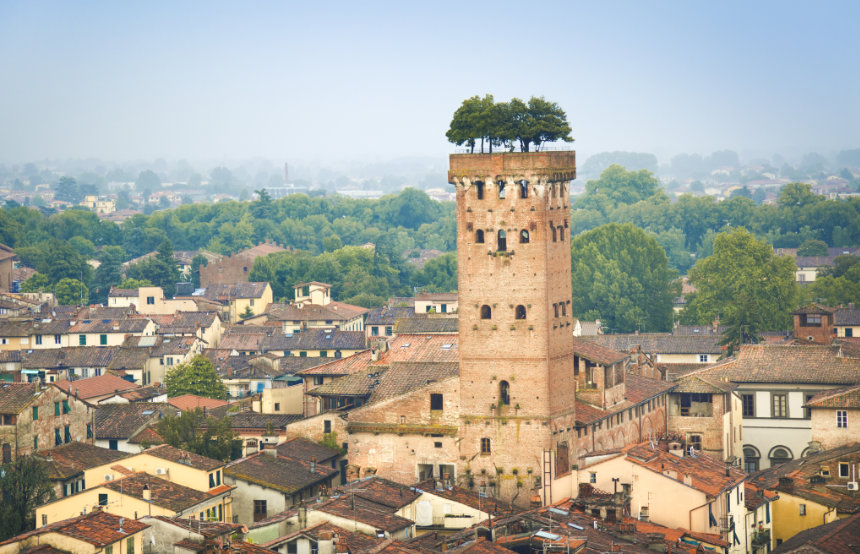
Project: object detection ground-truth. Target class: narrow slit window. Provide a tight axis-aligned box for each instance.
[553,303,559,318]
[520,180,528,199]
[552,226,557,242]
[499,381,511,405]
[497,230,507,251]
[476,182,484,200]
[498,181,506,199]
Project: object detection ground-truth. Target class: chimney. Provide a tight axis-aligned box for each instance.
[298,504,308,529]
[712,315,720,334]
[318,530,333,554]
[262,444,277,457]
[142,484,151,502]
[310,457,316,473]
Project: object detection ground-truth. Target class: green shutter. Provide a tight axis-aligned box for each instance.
[32,406,38,420]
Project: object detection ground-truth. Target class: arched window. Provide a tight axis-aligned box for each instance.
[519,230,529,244]
[498,181,506,199]
[476,182,484,200]
[481,437,491,454]
[520,180,529,199]
[475,229,484,244]
[499,381,511,405]
[553,303,559,318]
[497,230,507,252]
[480,305,492,319]
[515,305,526,319]
[551,226,557,242]
[769,446,793,467]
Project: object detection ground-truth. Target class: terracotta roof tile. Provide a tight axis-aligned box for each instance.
[147,516,243,539]
[308,367,385,398]
[587,334,723,355]
[94,403,170,439]
[571,338,628,366]
[144,444,224,471]
[276,436,340,463]
[624,374,676,403]
[414,479,519,514]
[225,412,302,429]
[394,317,459,334]
[24,347,122,370]
[341,476,422,510]
[199,282,269,301]
[295,350,372,376]
[366,306,416,325]
[55,373,139,400]
[38,443,130,479]
[377,334,459,364]
[316,495,413,532]
[102,473,220,512]
[0,382,37,414]
[836,307,860,326]
[672,374,736,394]
[225,452,336,494]
[262,521,385,552]
[0,509,148,548]
[698,344,860,384]
[622,442,745,496]
[368,362,458,404]
[806,383,860,409]
[68,318,151,334]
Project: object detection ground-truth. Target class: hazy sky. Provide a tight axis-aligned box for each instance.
[1,1,858,166]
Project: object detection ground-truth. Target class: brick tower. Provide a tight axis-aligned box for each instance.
[450,152,578,504]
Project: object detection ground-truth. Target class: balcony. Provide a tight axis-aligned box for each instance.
[751,529,770,548]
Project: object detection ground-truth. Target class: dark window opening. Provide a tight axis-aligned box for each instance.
[480,305,492,319]
[520,230,529,244]
[481,438,491,454]
[98,493,108,506]
[498,181,506,199]
[520,180,528,198]
[741,394,754,417]
[475,229,484,243]
[804,314,822,327]
[497,230,506,251]
[253,500,267,522]
[476,182,484,200]
[430,393,443,411]
[560,303,566,317]
[558,226,565,241]
[553,303,559,318]
[515,305,526,319]
[551,226,557,242]
[499,381,510,406]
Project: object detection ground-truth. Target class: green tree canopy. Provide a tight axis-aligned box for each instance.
[119,277,153,289]
[125,239,180,297]
[570,223,679,333]
[0,456,55,540]
[797,238,829,257]
[55,278,88,305]
[165,355,228,399]
[577,165,661,214]
[156,409,237,461]
[682,227,801,348]
[445,95,572,153]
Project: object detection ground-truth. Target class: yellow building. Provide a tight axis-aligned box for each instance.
[36,471,232,526]
[196,282,273,323]
[0,509,147,554]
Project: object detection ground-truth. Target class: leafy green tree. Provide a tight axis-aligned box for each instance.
[156,409,237,461]
[0,456,55,540]
[126,239,180,297]
[251,189,276,219]
[55,278,88,305]
[239,305,255,319]
[509,96,573,152]
[19,273,51,293]
[119,277,153,288]
[778,182,821,210]
[165,355,228,399]
[92,245,126,303]
[54,176,79,203]
[576,165,660,214]
[135,169,161,191]
[682,227,801,333]
[570,223,679,333]
[68,236,96,258]
[445,94,493,153]
[414,252,457,292]
[190,254,209,288]
[797,239,829,257]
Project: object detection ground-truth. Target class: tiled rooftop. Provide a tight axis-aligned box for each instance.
[377,334,459,364]
[225,412,302,429]
[55,373,139,400]
[38,442,130,479]
[366,306,416,326]
[276,436,340,463]
[144,444,224,471]
[0,382,37,414]
[806,383,860,409]
[68,318,151,334]
[368,362,459,405]
[394,317,459,335]
[0,509,148,548]
[308,367,387,398]
[103,473,219,512]
[572,338,628,366]
[94,402,170,439]
[225,451,336,494]
[697,344,860,384]
[773,511,860,554]
[24,347,122,370]
[295,350,372,376]
[168,394,229,412]
[621,442,745,497]
[587,334,723,355]
[198,282,270,301]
